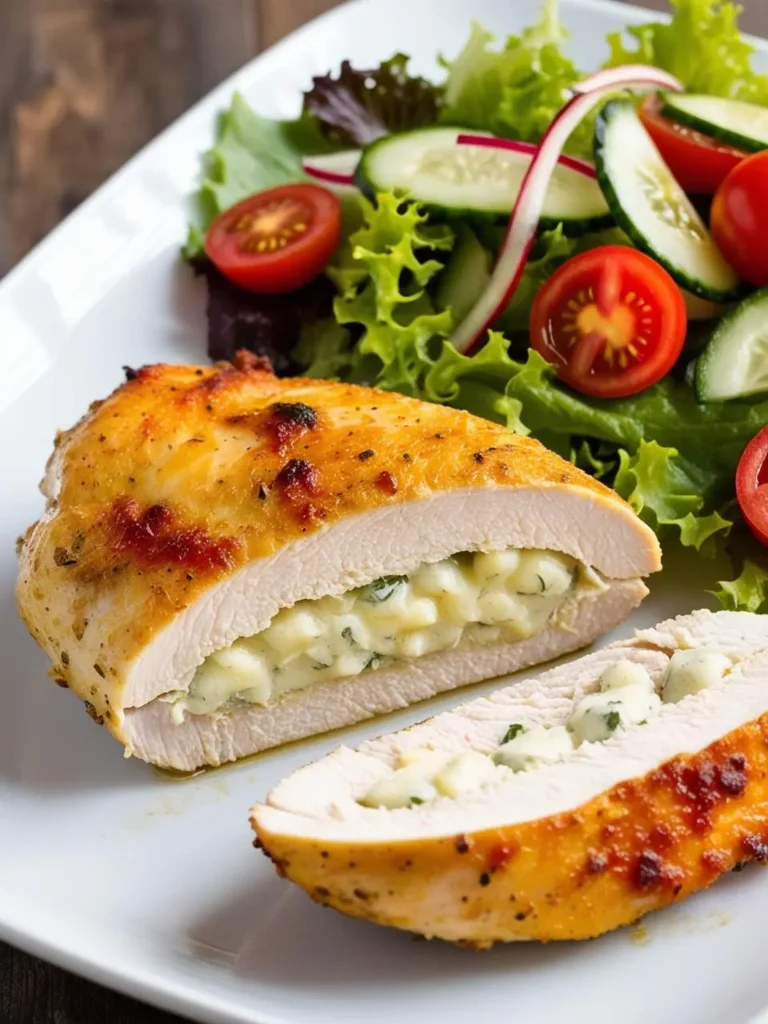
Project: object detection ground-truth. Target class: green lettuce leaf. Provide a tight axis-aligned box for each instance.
[605,0,768,102]
[440,2,593,157]
[570,439,619,481]
[294,317,355,381]
[183,94,336,260]
[503,349,768,485]
[314,192,455,394]
[613,441,732,552]
[422,332,529,432]
[421,339,748,558]
[713,559,768,613]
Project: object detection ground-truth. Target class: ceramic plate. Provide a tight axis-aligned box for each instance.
[2,2,768,1022]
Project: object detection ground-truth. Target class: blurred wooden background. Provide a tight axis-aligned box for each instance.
[0,0,344,277]
[0,0,766,1021]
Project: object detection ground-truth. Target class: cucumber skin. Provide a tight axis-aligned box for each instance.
[660,96,765,155]
[694,287,768,402]
[594,101,743,304]
[356,130,614,238]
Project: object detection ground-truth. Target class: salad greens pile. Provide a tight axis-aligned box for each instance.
[184,0,768,612]
[438,12,594,157]
[605,0,768,102]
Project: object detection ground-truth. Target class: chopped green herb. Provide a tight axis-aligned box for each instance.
[501,723,525,744]
[341,626,356,645]
[365,653,385,671]
[313,661,332,671]
[604,710,621,732]
[536,574,546,593]
[365,575,407,602]
[410,796,425,806]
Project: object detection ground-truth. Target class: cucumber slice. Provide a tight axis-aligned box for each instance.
[595,100,741,302]
[356,127,613,235]
[695,289,768,402]
[435,225,492,324]
[662,93,768,154]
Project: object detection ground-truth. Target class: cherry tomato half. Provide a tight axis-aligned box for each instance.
[711,151,768,287]
[639,95,746,195]
[736,426,768,547]
[529,246,687,399]
[205,184,341,294]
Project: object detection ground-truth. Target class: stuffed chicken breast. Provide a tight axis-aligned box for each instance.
[252,610,768,946]
[17,352,659,771]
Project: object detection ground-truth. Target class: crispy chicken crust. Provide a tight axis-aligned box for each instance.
[254,714,768,946]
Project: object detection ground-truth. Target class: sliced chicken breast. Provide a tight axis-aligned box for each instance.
[16,352,659,771]
[252,610,768,946]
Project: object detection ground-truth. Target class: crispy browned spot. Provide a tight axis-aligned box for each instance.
[375,470,398,495]
[264,402,318,454]
[741,833,768,862]
[585,850,608,875]
[232,349,273,374]
[109,495,241,573]
[651,752,750,833]
[488,843,516,871]
[275,458,320,498]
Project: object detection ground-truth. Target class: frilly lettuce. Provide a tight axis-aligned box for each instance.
[502,350,768,483]
[298,193,454,394]
[442,0,768,158]
[421,331,530,432]
[606,0,768,103]
[713,560,768,614]
[440,1,593,157]
[613,442,731,553]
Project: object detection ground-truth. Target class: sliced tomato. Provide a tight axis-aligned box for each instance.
[529,246,687,399]
[639,94,746,195]
[205,184,341,294]
[736,426,768,547]
[711,151,768,287]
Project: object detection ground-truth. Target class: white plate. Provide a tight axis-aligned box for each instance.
[2,2,767,1022]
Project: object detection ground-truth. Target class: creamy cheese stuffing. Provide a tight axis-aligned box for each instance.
[173,548,584,717]
[361,648,735,809]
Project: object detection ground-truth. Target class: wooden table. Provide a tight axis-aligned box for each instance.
[1,0,766,1020]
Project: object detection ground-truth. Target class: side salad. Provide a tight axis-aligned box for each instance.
[183,0,768,613]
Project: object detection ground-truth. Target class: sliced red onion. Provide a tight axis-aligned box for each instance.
[573,65,684,96]
[450,68,685,356]
[303,150,360,187]
[456,133,597,179]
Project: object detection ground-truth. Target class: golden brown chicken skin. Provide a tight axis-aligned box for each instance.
[251,612,768,946]
[256,718,768,946]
